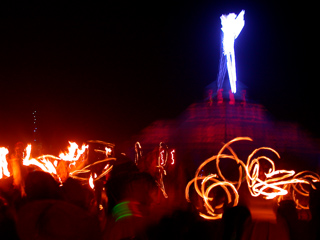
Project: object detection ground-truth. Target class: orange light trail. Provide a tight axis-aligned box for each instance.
[69,159,114,181]
[19,141,115,185]
[185,137,320,220]
[0,140,115,194]
[156,142,169,198]
[23,144,58,175]
[134,142,142,165]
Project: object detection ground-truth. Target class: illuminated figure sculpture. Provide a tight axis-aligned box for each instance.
[217,10,245,93]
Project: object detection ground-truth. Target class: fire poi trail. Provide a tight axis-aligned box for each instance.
[0,140,176,198]
[134,141,175,199]
[185,137,320,220]
[0,141,115,191]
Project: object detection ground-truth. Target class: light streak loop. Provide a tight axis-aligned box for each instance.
[185,137,320,220]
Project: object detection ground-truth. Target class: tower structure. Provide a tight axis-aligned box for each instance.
[129,90,319,173]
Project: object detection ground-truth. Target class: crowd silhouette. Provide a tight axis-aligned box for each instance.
[0,141,319,240]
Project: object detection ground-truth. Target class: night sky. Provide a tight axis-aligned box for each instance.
[0,1,317,151]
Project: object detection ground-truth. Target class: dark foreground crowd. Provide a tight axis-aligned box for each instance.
[1,149,320,240]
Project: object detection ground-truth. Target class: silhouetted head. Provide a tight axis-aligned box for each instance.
[25,171,60,201]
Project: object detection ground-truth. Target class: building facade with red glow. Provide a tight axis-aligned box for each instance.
[130,85,320,174]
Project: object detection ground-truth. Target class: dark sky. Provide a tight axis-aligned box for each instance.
[0,1,317,150]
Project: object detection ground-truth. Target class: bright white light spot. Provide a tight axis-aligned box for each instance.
[220,10,245,93]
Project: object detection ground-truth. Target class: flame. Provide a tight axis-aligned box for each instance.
[59,142,88,161]
[0,147,10,179]
[0,140,114,193]
[21,142,89,178]
[185,137,320,220]
[23,144,57,175]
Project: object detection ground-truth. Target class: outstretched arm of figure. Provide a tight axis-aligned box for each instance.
[234,10,245,39]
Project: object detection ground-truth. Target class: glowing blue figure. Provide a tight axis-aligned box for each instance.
[218,10,245,93]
